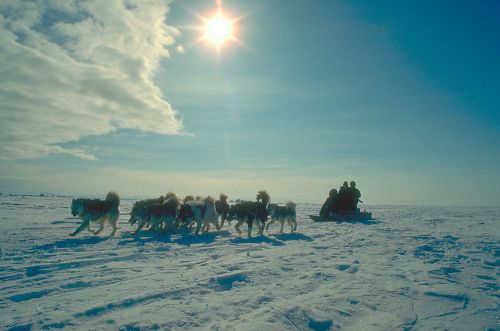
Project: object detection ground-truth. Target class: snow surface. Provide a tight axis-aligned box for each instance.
[0,195,498,330]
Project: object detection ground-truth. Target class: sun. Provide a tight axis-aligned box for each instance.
[205,11,232,47]
[189,1,246,54]
[204,10,233,49]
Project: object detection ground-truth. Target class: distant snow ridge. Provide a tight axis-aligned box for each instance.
[0,196,498,330]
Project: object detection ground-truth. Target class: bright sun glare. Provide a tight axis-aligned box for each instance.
[204,11,232,48]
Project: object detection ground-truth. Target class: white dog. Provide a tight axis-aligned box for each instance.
[179,196,220,234]
[70,192,120,236]
[266,201,297,233]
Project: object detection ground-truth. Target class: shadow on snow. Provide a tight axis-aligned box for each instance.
[33,236,110,250]
[230,235,285,246]
[269,232,313,241]
[117,230,233,246]
[34,230,314,251]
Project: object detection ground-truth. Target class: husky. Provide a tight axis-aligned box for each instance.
[229,191,270,237]
[266,201,297,233]
[215,193,231,228]
[129,193,180,235]
[178,196,220,234]
[128,195,165,230]
[70,191,120,236]
[227,202,259,238]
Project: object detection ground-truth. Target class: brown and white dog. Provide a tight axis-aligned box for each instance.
[70,191,120,236]
[266,201,297,233]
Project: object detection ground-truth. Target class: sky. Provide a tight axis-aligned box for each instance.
[0,0,499,206]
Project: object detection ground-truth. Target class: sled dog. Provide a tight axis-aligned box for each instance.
[228,191,270,237]
[128,195,165,230]
[215,193,231,227]
[266,201,297,233]
[129,194,180,235]
[179,196,220,234]
[70,191,120,236]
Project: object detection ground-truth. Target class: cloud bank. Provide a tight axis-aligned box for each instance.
[0,0,183,160]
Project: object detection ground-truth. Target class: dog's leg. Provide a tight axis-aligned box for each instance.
[172,218,180,232]
[110,209,119,236]
[265,219,273,231]
[194,220,202,234]
[214,217,220,231]
[133,219,148,236]
[87,224,94,233]
[247,220,253,238]
[93,218,105,235]
[257,218,265,235]
[70,218,91,236]
[110,218,118,236]
[234,220,243,235]
[163,217,173,234]
[150,216,161,233]
[158,216,166,234]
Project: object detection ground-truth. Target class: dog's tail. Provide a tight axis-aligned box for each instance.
[285,201,296,210]
[184,195,195,203]
[106,191,120,208]
[165,191,176,200]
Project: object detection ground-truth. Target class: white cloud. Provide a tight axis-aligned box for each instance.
[0,0,183,160]
[175,45,185,54]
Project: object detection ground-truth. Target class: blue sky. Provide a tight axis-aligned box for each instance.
[0,0,498,206]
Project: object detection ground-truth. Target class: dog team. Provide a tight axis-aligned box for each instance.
[70,191,297,237]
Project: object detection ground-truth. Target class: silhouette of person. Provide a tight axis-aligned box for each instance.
[320,189,338,217]
[348,181,361,211]
[337,181,350,211]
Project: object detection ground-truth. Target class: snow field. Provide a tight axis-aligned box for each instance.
[0,196,498,330]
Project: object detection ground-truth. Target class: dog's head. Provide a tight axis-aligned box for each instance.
[128,202,146,225]
[70,198,81,217]
[256,190,270,205]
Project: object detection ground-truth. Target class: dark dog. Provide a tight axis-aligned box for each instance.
[129,195,180,235]
[215,193,231,227]
[227,191,270,237]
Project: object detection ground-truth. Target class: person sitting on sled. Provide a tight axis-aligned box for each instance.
[320,189,338,217]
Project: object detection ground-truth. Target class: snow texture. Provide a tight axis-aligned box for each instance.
[0,195,498,330]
